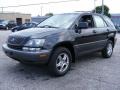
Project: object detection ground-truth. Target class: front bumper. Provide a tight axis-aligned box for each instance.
[2,44,51,64]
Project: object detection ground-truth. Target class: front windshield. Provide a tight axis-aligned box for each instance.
[37,14,79,29]
[23,23,31,27]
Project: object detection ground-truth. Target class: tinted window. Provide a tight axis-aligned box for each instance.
[32,23,37,27]
[9,21,16,24]
[93,15,107,28]
[103,16,115,28]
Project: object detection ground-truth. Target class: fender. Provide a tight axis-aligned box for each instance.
[107,33,115,38]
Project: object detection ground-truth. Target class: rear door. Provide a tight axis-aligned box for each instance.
[92,15,109,49]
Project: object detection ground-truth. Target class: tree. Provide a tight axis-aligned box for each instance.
[93,5,111,17]
[45,13,53,16]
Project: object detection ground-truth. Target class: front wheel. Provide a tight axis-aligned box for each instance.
[101,40,113,58]
[14,29,18,32]
[48,47,72,76]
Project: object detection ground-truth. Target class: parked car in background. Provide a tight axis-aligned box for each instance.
[3,12,117,76]
[11,22,38,32]
[0,20,16,30]
[32,16,50,23]
[0,20,4,23]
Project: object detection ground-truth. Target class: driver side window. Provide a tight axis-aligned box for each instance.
[79,15,94,28]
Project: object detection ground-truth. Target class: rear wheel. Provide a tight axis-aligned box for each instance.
[48,47,72,76]
[102,40,113,58]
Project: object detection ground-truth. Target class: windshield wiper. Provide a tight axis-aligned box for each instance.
[38,25,59,28]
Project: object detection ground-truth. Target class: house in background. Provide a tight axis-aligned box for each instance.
[0,12,31,25]
[111,14,120,26]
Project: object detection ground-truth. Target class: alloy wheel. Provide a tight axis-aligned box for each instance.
[56,53,69,73]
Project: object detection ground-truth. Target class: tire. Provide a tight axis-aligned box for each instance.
[48,47,72,76]
[12,29,16,32]
[14,29,17,32]
[102,40,113,58]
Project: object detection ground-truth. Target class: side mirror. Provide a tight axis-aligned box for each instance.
[77,22,88,29]
[75,22,88,33]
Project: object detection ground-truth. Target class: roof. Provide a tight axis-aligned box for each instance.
[59,11,104,16]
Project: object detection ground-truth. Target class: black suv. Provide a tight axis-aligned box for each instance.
[0,20,16,30]
[11,22,38,32]
[3,12,117,76]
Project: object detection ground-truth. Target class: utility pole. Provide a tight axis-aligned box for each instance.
[102,0,104,15]
[94,0,96,13]
[2,7,3,13]
[0,7,4,13]
[40,6,43,16]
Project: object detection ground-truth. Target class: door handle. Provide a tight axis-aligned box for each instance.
[93,30,97,33]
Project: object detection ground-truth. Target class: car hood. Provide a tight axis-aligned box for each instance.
[10,28,66,38]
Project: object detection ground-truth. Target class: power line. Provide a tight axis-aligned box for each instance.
[0,0,80,8]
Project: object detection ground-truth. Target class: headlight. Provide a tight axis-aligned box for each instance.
[22,39,45,52]
[24,39,45,47]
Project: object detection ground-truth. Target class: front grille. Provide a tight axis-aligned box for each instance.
[8,44,23,50]
[7,36,28,46]
[7,35,29,50]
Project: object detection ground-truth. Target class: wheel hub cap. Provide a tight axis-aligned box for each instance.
[107,43,113,56]
[56,53,69,72]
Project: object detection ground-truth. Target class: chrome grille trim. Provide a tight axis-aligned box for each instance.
[7,36,28,46]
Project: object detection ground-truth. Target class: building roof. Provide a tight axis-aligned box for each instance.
[111,14,120,18]
[0,12,31,15]
[111,14,120,16]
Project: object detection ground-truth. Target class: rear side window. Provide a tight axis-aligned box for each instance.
[93,15,107,28]
[103,16,115,28]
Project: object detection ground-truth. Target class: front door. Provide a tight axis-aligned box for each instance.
[74,14,98,55]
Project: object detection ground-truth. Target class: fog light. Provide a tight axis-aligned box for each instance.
[35,48,41,51]
[22,47,41,52]
[22,47,29,51]
[29,48,36,51]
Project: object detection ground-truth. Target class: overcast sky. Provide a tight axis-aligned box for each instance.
[0,0,120,16]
